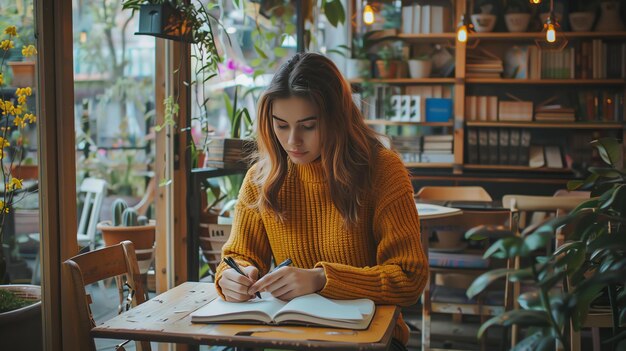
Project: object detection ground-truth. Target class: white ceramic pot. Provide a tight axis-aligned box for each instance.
[505,13,531,32]
[345,59,370,79]
[408,59,432,78]
[569,12,595,32]
[471,14,497,33]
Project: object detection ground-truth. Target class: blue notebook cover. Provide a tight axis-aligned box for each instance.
[425,98,453,122]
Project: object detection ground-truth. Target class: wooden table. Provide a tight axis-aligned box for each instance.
[92,282,400,350]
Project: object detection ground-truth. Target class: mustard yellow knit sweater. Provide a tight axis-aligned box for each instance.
[214,148,428,344]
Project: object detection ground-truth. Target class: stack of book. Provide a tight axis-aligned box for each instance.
[534,104,576,122]
[422,134,454,163]
[466,51,503,78]
[392,136,421,163]
[204,138,250,169]
[401,4,452,34]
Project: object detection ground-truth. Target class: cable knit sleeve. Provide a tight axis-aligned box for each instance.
[315,150,429,306]
[214,165,273,299]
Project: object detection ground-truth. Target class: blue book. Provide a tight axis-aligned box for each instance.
[425,98,453,122]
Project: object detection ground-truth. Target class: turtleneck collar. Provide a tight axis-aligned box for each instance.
[288,158,326,183]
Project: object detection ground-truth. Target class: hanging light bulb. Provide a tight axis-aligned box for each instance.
[457,24,468,43]
[456,12,474,44]
[546,22,556,43]
[363,4,375,26]
[536,0,568,51]
[530,0,541,4]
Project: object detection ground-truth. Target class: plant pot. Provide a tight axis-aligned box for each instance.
[505,13,531,32]
[471,14,497,33]
[136,3,194,42]
[569,12,595,32]
[375,60,400,79]
[345,59,370,79]
[204,137,255,169]
[98,220,156,261]
[408,59,432,78]
[0,285,42,350]
[7,61,36,87]
[10,164,38,180]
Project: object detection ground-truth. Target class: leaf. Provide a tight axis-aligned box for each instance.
[477,310,550,339]
[273,47,288,57]
[567,180,584,191]
[484,236,524,259]
[591,137,623,169]
[466,268,516,299]
[223,92,233,121]
[324,0,345,27]
[523,230,553,253]
[254,44,268,59]
[589,167,623,178]
[600,184,626,213]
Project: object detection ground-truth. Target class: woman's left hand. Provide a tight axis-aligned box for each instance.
[248,267,326,301]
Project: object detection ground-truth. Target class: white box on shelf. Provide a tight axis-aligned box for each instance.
[410,96,422,122]
[401,95,412,121]
[498,101,533,122]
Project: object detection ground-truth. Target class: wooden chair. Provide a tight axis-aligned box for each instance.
[501,194,590,348]
[420,209,512,351]
[416,186,512,350]
[62,240,150,351]
[416,186,493,202]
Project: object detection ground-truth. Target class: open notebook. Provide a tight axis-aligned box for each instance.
[191,293,375,329]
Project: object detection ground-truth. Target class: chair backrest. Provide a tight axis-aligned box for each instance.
[77,178,107,248]
[502,194,589,232]
[416,186,493,202]
[62,241,149,351]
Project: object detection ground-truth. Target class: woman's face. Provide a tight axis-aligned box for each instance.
[271,97,321,165]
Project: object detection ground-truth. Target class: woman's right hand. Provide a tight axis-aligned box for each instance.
[218,265,259,302]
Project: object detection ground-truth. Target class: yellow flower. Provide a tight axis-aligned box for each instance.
[18,95,26,105]
[0,39,14,51]
[0,73,3,86]
[24,113,36,123]
[0,137,9,148]
[9,178,23,190]
[13,116,23,127]
[22,45,36,57]
[4,26,17,37]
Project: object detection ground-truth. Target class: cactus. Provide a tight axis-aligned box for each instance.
[112,199,128,226]
[138,215,149,226]
[121,208,139,226]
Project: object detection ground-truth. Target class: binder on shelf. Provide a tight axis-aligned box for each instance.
[488,128,499,165]
[478,129,489,165]
[498,129,510,165]
[509,129,520,165]
[529,145,545,168]
[467,129,479,164]
[545,146,564,168]
[519,129,532,166]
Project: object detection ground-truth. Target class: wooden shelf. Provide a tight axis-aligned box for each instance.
[464,164,573,173]
[466,122,625,129]
[472,32,626,40]
[405,162,454,168]
[349,78,456,84]
[465,78,625,85]
[397,33,456,41]
[365,120,453,127]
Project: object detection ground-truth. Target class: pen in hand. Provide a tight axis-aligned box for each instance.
[270,258,292,273]
[223,257,262,299]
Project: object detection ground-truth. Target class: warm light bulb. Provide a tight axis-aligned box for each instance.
[457,25,468,43]
[546,23,556,43]
[530,0,541,4]
[363,5,375,25]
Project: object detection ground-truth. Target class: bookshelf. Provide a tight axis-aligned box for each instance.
[349,0,626,186]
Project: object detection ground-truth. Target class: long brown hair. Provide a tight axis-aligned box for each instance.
[253,52,383,225]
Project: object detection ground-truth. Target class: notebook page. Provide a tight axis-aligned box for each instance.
[275,294,372,321]
[190,293,286,323]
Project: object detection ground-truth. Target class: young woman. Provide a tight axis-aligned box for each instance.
[215,52,428,350]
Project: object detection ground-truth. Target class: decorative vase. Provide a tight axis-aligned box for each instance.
[505,13,531,32]
[470,14,497,32]
[595,1,624,32]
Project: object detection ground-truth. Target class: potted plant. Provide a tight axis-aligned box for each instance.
[375,44,403,79]
[0,24,41,351]
[407,53,432,79]
[345,35,373,80]
[568,0,597,32]
[504,0,532,32]
[466,137,626,350]
[97,198,156,253]
[471,0,498,33]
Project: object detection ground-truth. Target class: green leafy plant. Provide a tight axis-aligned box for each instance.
[0,289,32,313]
[466,137,626,350]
